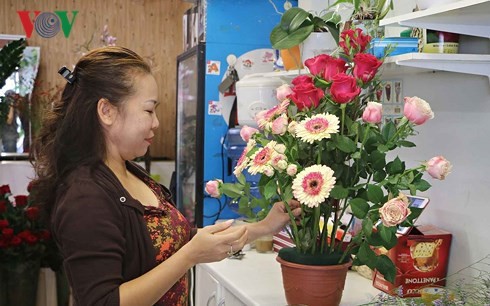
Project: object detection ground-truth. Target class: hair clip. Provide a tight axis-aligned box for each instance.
[58,66,76,84]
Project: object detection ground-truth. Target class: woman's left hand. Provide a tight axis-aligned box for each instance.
[261,200,301,235]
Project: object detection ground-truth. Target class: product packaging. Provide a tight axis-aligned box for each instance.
[372,224,452,297]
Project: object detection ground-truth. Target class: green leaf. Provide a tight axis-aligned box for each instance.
[334,135,357,153]
[386,157,404,175]
[357,242,377,269]
[236,174,246,185]
[373,171,386,182]
[220,183,244,198]
[330,185,349,199]
[399,140,416,147]
[381,121,396,142]
[263,179,278,200]
[415,179,431,192]
[379,225,396,244]
[367,184,384,204]
[370,150,386,170]
[350,198,369,219]
[362,218,374,238]
[375,254,396,284]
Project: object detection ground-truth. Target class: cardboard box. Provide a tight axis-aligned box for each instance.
[372,224,452,297]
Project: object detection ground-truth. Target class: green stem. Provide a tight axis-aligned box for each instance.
[312,205,321,254]
[340,103,346,136]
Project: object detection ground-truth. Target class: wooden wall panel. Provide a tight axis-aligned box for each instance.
[0,0,193,159]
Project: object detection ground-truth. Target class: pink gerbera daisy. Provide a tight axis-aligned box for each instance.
[248,141,277,175]
[233,139,256,176]
[296,113,340,144]
[292,165,336,208]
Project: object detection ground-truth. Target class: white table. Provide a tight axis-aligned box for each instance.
[195,250,382,306]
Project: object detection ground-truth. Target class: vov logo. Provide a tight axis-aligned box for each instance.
[17,11,79,38]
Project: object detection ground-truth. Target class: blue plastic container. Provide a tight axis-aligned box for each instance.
[368,37,419,58]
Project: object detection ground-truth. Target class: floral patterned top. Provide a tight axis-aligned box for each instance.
[143,177,191,305]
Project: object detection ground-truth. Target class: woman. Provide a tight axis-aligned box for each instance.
[30,46,301,306]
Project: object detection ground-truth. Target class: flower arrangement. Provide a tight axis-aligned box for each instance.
[206,25,452,283]
[0,183,52,268]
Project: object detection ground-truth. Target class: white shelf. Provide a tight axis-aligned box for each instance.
[380,0,490,38]
[381,52,490,78]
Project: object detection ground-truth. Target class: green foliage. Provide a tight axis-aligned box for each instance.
[270,7,341,50]
[0,39,26,89]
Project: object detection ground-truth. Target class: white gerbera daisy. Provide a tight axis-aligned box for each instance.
[296,113,340,144]
[248,141,278,175]
[292,165,336,208]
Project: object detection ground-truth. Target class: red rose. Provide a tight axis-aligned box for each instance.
[353,53,383,83]
[0,238,8,248]
[24,234,39,245]
[2,228,14,238]
[0,219,9,228]
[10,236,22,246]
[14,195,28,207]
[0,185,11,196]
[305,55,347,82]
[289,75,325,111]
[25,206,40,221]
[17,230,31,240]
[0,200,6,213]
[330,73,362,104]
[27,180,36,193]
[340,28,372,55]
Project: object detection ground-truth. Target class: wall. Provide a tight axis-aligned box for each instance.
[383,0,490,276]
[0,0,192,159]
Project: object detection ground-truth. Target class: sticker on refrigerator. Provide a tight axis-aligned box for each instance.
[206,60,220,75]
[208,100,222,115]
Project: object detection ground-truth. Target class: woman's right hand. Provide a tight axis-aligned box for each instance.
[183,220,248,264]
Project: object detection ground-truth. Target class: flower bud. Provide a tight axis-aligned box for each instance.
[362,102,382,124]
[271,115,288,135]
[425,156,452,180]
[239,125,259,142]
[276,84,293,101]
[205,180,222,198]
[286,164,298,176]
[274,144,286,154]
[403,96,434,125]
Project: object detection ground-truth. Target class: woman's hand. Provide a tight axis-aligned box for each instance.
[260,200,302,235]
[183,220,248,264]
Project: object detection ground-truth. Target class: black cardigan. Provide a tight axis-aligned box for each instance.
[52,161,174,306]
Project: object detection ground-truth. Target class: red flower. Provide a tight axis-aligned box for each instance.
[289,75,325,111]
[14,195,28,207]
[2,228,14,238]
[27,180,36,193]
[330,73,362,104]
[25,206,40,221]
[0,185,11,196]
[10,236,22,246]
[0,219,9,228]
[305,54,347,82]
[339,28,372,56]
[17,230,32,240]
[353,53,383,83]
[0,200,6,213]
[24,233,39,245]
[0,238,8,248]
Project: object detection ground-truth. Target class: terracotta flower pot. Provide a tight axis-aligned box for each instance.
[277,256,351,306]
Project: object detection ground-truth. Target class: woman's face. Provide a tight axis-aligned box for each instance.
[107,73,160,161]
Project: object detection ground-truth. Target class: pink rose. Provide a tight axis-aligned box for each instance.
[379,195,411,227]
[426,156,452,180]
[271,115,288,135]
[276,84,293,101]
[330,73,361,104]
[353,53,383,83]
[404,96,434,125]
[205,180,222,198]
[240,125,259,142]
[362,102,383,124]
[304,54,347,82]
[289,75,325,111]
